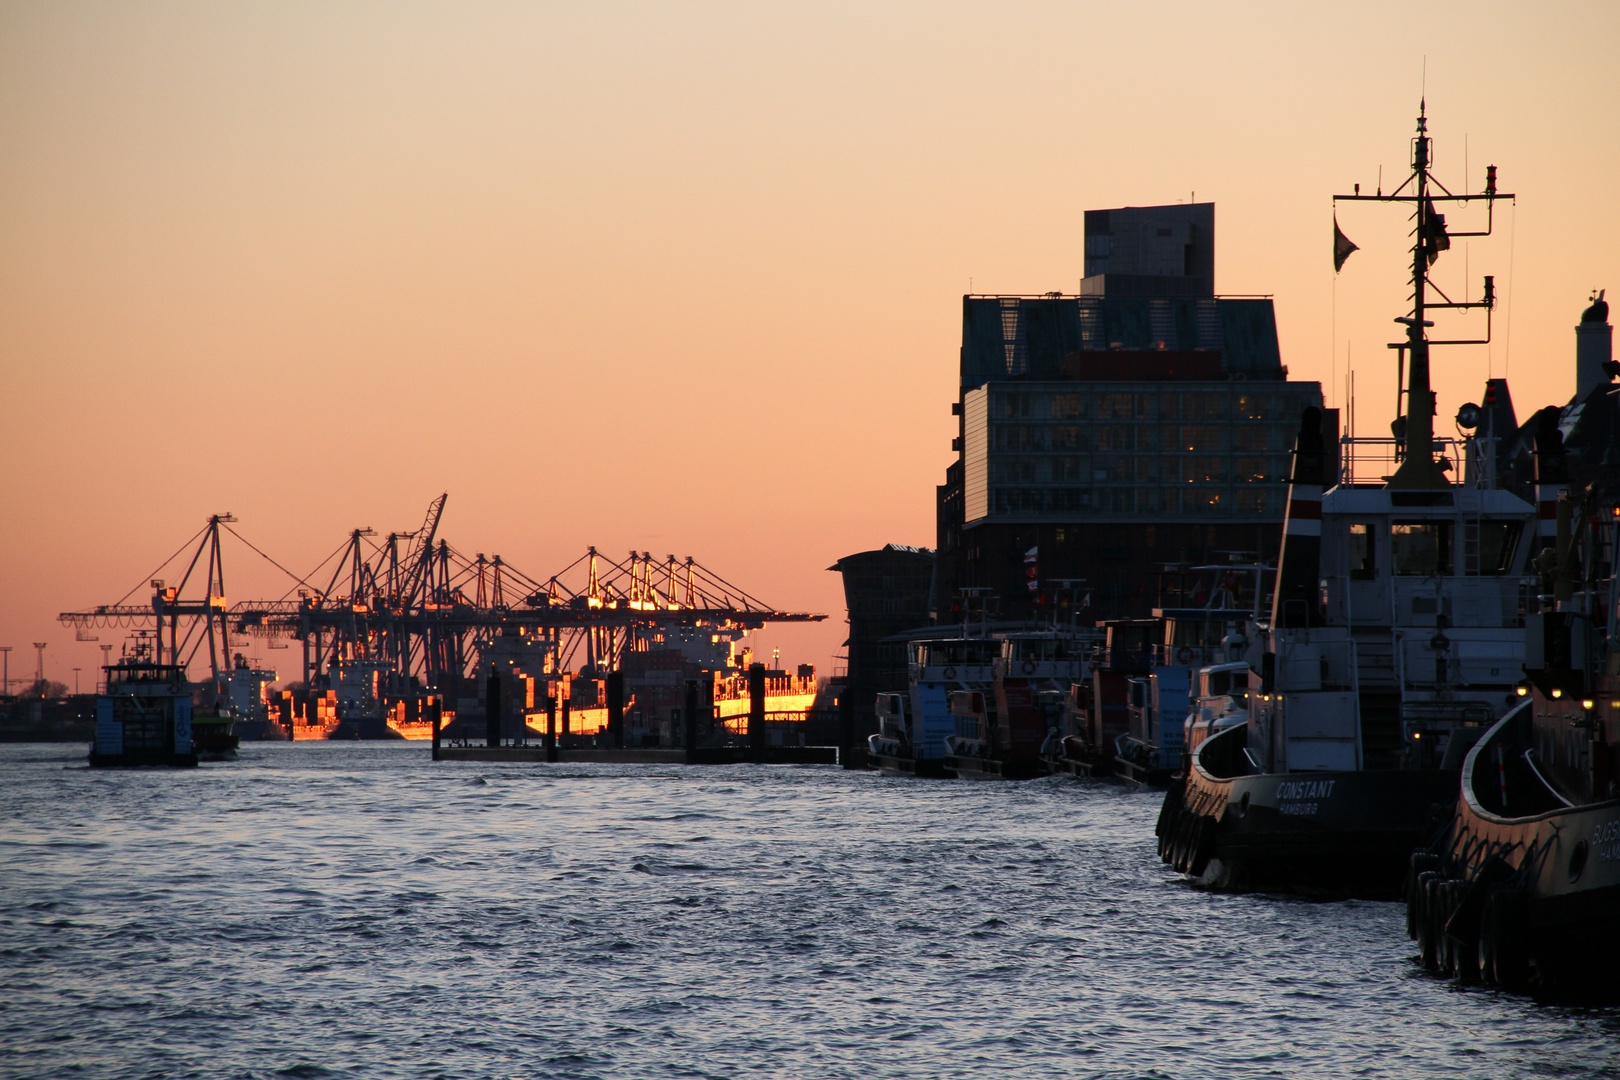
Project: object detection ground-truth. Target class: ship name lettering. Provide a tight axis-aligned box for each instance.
[1275,779,1335,801]
[1592,821,1620,846]
[1278,801,1319,816]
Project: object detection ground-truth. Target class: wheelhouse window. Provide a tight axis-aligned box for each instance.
[1474,521,1523,576]
[1391,522,1452,576]
[1349,523,1377,580]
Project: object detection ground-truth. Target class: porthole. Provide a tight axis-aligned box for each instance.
[1569,840,1589,883]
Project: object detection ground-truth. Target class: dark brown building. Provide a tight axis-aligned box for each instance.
[830,545,935,732]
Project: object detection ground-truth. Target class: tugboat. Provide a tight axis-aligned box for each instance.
[1157,106,1531,895]
[1121,564,1270,787]
[943,630,1091,780]
[90,642,198,767]
[1404,310,1620,999]
[1057,563,1266,787]
[866,634,996,778]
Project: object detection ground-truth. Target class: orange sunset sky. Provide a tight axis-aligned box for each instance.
[2,2,1617,689]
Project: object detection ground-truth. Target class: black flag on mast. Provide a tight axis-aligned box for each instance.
[1423,198,1451,265]
[1333,216,1359,272]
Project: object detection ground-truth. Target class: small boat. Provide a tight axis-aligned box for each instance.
[189,710,240,761]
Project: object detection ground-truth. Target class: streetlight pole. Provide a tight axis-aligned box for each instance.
[73,668,81,695]
[0,647,10,696]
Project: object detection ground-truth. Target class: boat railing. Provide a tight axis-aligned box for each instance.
[1337,435,1468,487]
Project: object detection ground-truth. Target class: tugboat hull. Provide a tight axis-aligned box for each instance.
[1408,701,1620,1001]
[1161,724,1458,897]
[943,754,1045,781]
[869,751,955,778]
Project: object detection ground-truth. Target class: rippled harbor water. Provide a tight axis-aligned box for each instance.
[3,744,1617,1080]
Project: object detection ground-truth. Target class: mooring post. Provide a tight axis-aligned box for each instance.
[684,679,699,764]
[485,664,501,749]
[545,692,558,763]
[749,662,766,763]
[839,687,856,769]
[607,670,624,749]
[430,696,441,761]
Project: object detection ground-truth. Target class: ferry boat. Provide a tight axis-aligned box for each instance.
[90,646,198,768]
[1404,313,1620,999]
[1158,107,1532,895]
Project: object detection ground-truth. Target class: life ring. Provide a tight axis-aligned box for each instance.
[1021,660,1037,675]
[943,666,957,680]
[1175,646,1195,665]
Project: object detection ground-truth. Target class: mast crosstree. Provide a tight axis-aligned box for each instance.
[1334,102,1513,489]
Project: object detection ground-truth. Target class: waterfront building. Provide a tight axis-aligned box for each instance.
[829,544,936,734]
[934,202,1329,620]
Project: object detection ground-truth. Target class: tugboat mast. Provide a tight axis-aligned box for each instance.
[1334,102,1512,489]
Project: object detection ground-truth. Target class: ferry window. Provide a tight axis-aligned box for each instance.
[1349,523,1376,579]
[1477,521,1522,575]
[1391,522,1452,576]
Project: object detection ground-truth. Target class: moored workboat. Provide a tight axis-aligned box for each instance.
[1404,427,1620,999]
[1159,108,1531,895]
[943,631,1089,780]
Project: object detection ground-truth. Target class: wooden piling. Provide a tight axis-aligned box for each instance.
[607,670,624,749]
[485,665,501,749]
[683,679,699,763]
[545,693,558,763]
[749,662,765,763]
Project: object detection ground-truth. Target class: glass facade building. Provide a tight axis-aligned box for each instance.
[962,381,1323,524]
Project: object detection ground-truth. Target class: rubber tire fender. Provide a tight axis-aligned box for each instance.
[1173,814,1198,873]
[1415,872,1444,972]
[1187,814,1216,878]
[1155,780,1185,838]
[1482,885,1532,993]
[1405,851,1441,939]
